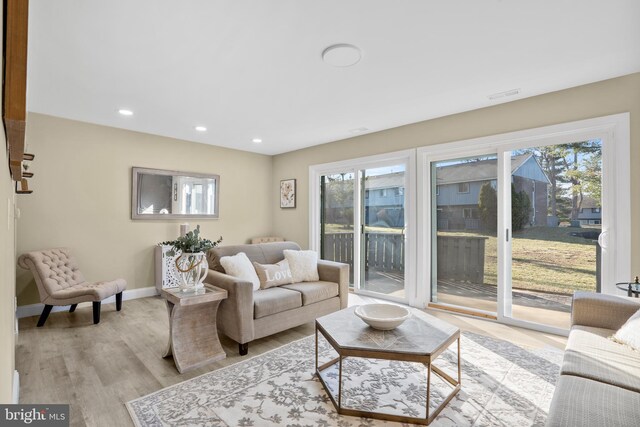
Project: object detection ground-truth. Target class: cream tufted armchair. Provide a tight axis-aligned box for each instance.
[18,248,127,327]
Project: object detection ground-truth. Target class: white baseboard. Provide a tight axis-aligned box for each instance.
[13,370,19,404]
[16,286,159,319]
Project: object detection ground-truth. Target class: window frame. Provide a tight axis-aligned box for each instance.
[417,113,631,336]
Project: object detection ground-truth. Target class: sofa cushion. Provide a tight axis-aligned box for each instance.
[253,287,302,319]
[220,252,261,291]
[253,260,293,289]
[208,242,301,272]
[281,281,338,306]
[49,278,127,302]
[284,250,319,282]
[613,308,640,351]
[547,375,640,427]
[562,325,640,393]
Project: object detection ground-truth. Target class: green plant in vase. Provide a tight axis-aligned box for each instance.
[159,225,223,292]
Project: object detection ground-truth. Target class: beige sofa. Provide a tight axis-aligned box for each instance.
[206,241,349,355]
[546,291,640,426]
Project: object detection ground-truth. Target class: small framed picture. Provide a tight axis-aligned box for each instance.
[280,179,296,209]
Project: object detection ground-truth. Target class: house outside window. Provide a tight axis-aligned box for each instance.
[457,182,470,193]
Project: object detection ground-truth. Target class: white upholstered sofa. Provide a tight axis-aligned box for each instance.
[206,241,349,355]
[546,291,640,426]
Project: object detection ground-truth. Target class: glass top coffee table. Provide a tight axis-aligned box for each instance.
[315,306,461,425]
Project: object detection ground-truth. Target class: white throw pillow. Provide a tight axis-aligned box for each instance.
[612,308,640,351]
[253,260,294,289]
[283,249,319,283]
[220,252,260,291]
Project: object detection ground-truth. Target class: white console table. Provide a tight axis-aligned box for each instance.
[155,245,182,291]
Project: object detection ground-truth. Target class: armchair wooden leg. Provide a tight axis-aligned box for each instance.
[37,305,53,327]
[239,342,249,356]
[92,301,101,324]
[115,292,123,311]
[69,304,78,313]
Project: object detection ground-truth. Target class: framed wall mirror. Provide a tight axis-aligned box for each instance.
[131,167,220,219]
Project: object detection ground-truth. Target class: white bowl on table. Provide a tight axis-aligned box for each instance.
[355,304,411,330]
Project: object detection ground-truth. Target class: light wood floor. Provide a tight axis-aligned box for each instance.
[16,294,567,427]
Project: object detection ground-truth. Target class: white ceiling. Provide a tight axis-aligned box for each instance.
[26,1,640,155]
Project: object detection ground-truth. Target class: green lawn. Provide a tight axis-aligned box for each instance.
[439,226,599,294]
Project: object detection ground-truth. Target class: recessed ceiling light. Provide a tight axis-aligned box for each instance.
[195,126,207,132]
[252,138,263,143]
[118,109,134,116]
[322,44,362,67]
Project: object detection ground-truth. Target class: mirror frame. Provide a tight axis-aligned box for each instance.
[131,167,220,220]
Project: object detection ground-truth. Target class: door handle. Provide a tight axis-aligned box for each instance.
[598,230,608,249]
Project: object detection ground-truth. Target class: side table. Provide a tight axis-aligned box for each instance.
[616,282,640,298]
[161,284,228,373]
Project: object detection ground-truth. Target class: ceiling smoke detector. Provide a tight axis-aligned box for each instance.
[322,44,362,67]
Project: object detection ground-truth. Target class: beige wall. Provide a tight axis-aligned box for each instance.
[271,73,640,273]
[16,113,273,305]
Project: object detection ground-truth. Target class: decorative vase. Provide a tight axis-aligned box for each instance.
[175,252,208,292]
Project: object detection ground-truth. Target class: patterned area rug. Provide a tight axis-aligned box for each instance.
[127,332,562,426]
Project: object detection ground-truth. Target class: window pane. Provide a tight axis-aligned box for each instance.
[321,173,355,285]
[362,165,406,299]
[510,141,601,329]
[432,155,498,313]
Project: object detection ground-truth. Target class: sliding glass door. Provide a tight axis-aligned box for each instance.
[430,155,498,315]
[361,165,407,300]
[315,152,413,305]
[426,137,608,332]
[508,141,602,330]
[320,172,355,285]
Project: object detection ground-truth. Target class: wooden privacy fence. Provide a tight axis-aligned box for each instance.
[437,236,487,283]
[322,233,487,284]
[322,232,355,283]
[322,232,404,279]
[322,232,355,268]
[364,233,404,272]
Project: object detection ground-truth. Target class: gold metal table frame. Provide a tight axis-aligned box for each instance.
[315,321,461,425]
